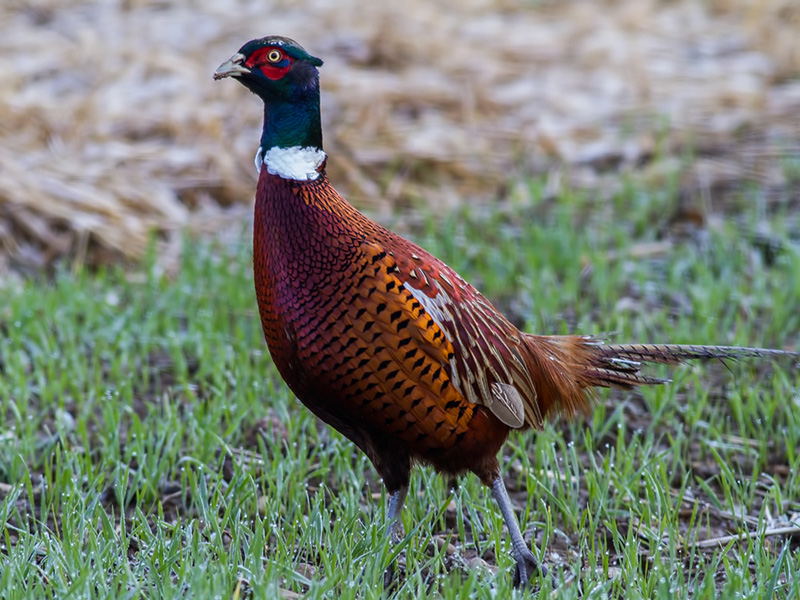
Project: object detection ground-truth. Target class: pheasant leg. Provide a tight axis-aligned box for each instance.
[386,485,409,538]
[490,477,549,588]
[383,485,409,588]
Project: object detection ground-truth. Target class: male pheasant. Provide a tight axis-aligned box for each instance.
[214,36,795,587]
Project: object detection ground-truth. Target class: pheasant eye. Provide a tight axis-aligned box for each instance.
[267,49,282,63]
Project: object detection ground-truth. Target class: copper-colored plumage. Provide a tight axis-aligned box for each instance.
[253,167,791,485]
[215,36,796,587]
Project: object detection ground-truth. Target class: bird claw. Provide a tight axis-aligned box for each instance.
[383,561,394,590]
[512,547,550,589]
[383,558,404,593]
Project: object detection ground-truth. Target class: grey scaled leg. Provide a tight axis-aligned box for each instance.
[383,485,409,588]
[387,485,409,538]
[490,477,549,588]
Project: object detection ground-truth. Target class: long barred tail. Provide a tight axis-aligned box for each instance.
[522,335,797,423]
[581,341,797,390]
[597,343,795,364]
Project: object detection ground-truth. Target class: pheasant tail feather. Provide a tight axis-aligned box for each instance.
[520,335,797,423]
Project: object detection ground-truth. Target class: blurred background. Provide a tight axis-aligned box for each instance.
[1,0,798,273]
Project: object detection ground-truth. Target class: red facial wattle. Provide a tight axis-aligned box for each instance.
[244,46,292,80]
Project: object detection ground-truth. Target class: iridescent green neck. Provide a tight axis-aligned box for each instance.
[260,92,322,151]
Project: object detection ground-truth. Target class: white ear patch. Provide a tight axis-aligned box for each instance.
[257,146,326,181]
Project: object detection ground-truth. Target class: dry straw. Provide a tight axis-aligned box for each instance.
[1,0,798,270]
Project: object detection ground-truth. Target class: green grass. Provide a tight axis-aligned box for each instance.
[1,175,799,599]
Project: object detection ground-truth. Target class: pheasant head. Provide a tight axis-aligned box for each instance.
[214,36,325,180]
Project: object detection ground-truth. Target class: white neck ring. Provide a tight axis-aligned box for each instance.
[256,146,326,181]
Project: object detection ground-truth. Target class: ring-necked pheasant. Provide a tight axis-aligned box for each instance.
[214,36,796,587]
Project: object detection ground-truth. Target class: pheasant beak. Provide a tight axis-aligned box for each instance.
[213,53,250,80]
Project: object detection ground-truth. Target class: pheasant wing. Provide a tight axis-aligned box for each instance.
[381,238,545,428]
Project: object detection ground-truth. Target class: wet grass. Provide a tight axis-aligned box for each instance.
[0,174,799,599]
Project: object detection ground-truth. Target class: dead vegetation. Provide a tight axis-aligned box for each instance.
[0,0,798,271]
